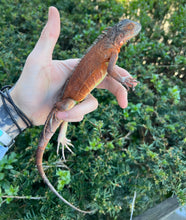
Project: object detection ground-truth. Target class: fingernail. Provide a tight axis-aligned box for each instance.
[48,7,53,19]
[49,8,51,17]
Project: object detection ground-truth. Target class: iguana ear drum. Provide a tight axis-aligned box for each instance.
[126,23,135,30]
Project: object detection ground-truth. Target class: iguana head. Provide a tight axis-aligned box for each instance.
[108,19,141,48]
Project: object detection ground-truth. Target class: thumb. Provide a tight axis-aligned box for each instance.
[33,6,60,58]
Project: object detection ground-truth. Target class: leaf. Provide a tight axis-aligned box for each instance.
[56,170,71,191]
[4,165,13,170]
[0,173,5,180]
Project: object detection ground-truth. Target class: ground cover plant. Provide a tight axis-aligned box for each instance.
[0,0,185,219]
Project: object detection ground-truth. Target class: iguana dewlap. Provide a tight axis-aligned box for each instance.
[36,19,141,214]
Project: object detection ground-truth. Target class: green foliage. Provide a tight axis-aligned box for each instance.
[0,0,185,219]
[0,153,19,205]
[57,170,71,191]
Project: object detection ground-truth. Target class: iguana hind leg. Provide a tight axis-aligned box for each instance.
[57,121,74,161]
[55,98,76,161]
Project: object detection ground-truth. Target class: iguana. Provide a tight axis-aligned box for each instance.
[36,19,141,214]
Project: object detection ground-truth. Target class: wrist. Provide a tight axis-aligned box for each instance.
[10,89,33,124]
[10,86,40,126]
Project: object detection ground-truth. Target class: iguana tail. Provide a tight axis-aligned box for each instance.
[36,109,95,214]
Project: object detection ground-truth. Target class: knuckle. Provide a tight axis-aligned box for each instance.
[89,95,98,110]
[92,96,98,109]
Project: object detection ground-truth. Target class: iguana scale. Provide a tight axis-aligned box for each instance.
[36,19,141,214]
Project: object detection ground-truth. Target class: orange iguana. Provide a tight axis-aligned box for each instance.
[36,19,141,214]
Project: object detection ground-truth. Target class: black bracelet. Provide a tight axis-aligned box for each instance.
[0,85,33,134]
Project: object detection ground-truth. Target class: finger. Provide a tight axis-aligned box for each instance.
[56,94,98,122]
[113,65,138,87]
[113,65,132,77]
[98,76,128,108]
[33,7,60,57]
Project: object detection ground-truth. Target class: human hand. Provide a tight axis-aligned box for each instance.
[11,7,137,126]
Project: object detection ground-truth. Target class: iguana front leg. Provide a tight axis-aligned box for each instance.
[108,52,138,90]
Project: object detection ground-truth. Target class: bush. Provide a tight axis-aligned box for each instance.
[0,0,185,219]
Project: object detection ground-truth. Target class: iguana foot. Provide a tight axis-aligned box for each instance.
[57,121,75,161]
[57,137,74,161]
[121,76,139,91]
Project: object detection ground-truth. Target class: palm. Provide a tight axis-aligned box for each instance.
[33,59,78,122]
[27,59,78,125]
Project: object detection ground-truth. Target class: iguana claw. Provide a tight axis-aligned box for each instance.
[57,137,74,161]
[122,76,139,91]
